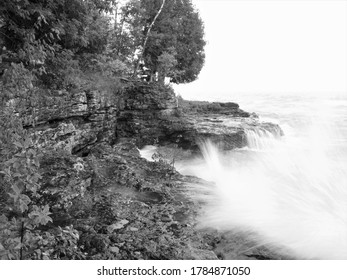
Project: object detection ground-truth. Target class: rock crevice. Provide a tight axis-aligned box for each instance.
[6,81,286,260]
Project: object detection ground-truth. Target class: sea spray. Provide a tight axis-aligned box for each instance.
[195,127,347,259]
[245,128,279,150]
[140,93,347,259]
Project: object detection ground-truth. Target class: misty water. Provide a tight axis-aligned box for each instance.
[177,92,347,260]
[141,92,347,259]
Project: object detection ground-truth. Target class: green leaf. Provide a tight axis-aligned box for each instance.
[28,205,52,226]
[18,194,31,213]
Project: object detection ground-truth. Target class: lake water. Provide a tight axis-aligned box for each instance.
[176,92,347,259]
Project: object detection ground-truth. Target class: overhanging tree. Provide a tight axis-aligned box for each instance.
[125,0,206,84]
[133,0,166,76]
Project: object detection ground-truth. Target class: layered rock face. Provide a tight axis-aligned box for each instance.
[117,82,283,151]
[17,88,118,156]
[116,82,181,147]
[13,81,282,155]
[5,81,286,260]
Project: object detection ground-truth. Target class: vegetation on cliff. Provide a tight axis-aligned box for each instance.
[0,0,208,260]
[0,0,205,89]
[0,1,283,260]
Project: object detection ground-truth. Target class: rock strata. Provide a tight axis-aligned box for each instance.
[13,88,118,156]
[117,82,283,151]
[5,80,286,260]
[12,81,282,156]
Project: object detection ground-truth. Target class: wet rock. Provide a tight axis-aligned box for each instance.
[117,83,282,152]
[14,80,281,157]
[211,231,291,260]
[9,80,286,260]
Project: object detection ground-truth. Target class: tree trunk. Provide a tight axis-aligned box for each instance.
[133,0,166,77]
[116,17,126,56]
[114,3,118,30]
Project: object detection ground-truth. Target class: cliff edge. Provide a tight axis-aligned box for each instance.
[1,80,286,260]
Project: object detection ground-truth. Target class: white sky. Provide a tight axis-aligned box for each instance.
[174,0,347,100]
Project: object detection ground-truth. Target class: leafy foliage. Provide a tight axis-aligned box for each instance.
[0,107,88,259]
[106,0,206,83]
[1,0,205,87]
[0,0,207,260]
[140,0,206,83]
[0,0,118,88]
[0,54,85,259]
[0,121,52,259]
[157,49,177,83]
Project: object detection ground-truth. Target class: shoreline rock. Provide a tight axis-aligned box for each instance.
[117,82,283,151]
[3,81,288,259]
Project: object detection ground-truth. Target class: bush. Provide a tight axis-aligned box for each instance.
[0,127,53,259]
[40,50,81,90]
[0,63,86,259]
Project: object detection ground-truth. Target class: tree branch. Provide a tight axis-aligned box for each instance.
[133,0,166,77]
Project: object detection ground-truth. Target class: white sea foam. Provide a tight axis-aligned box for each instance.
[138,145,157,161]
[181,93,347,259]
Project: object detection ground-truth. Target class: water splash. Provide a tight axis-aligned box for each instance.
[138,145,157,161]
[245,128,279,150]
[194,122,347,259]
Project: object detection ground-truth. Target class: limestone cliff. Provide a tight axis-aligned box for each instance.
[2,81,285,260]
[117,81,282,151]
[12,80,282,156]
